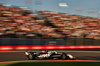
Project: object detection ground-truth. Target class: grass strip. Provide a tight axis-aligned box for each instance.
[0,61,100,66]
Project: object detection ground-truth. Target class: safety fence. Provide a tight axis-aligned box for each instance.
[0,38,100,46]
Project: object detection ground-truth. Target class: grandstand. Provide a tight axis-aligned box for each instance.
[38,10,100,39]
[0,4,64,39]
[0,4,100,39]
[0,3,100,46]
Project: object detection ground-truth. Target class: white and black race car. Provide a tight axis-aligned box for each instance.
[25,50,75,60]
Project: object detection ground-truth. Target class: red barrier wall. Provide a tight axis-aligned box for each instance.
[0,45,100,51]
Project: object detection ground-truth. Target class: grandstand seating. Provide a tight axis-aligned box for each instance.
[0,4,100,39]
[0,4,63,39]
[38,11,100,39]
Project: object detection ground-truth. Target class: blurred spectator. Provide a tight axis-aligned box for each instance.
[1,4,100,39]
[38,10,100,39]
[0,4,63,39]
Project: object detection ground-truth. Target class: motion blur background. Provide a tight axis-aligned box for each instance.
[0,0,100,48]
[0,0,100,18]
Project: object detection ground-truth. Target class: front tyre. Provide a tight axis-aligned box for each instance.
[61,53,67,60]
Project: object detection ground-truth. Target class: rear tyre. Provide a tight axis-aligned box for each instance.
[28,53,35,60]
[61,53,67,60]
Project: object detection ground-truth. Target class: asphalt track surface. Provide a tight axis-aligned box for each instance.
[0,52,100,62]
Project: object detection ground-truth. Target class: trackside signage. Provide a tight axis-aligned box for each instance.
[0,45,100,51]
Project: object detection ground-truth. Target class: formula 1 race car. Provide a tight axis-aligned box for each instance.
[25,50,75,60]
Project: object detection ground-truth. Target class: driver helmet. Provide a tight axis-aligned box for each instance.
[42,50,46,53]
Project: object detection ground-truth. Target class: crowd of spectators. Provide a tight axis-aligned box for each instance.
[38,11,100,39]
[0,4,63,38]
[1,4,100,39]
